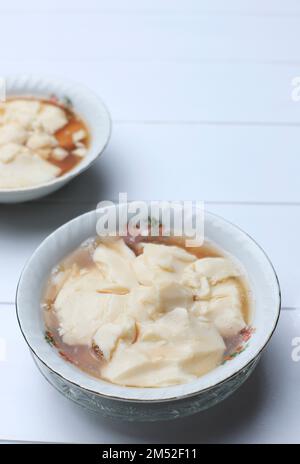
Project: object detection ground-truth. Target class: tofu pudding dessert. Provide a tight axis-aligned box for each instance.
[43,232,252,388]
[0,97,89,189]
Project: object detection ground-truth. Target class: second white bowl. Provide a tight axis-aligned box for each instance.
[0,75,111,203]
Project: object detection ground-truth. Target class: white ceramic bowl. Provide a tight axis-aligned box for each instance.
[0,75,111,203]
[16,207,281,421]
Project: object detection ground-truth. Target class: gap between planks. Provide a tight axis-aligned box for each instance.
[1,8,300,19]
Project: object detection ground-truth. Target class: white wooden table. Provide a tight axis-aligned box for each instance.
[1,0,300,444]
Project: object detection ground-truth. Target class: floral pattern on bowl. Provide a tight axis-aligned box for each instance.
[222,326,256,364]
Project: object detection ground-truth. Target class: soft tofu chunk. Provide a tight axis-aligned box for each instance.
[101,308,225,387]
[156,281,193,313]
[4,99,41,129]
[127,285,159,321]
[133,242,196,285]
[72,147,87,158]
[181,262,211,299]
[93,239,138,289]
[0,123,27,145]
[26,132,57,150]
[142,243,196,271]
[54,270,129,346]
[52,147,69,161]
[0,151,61,189]
[197,280,246,338]
[35,104,68,134]
[193,257,240,284]
[72,129,86,143]
[128,280,192,321]
[36,148,52,160]
[0,143,22,163]
[92,316,136,361]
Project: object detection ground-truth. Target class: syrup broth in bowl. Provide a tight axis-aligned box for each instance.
[43,229,253,388]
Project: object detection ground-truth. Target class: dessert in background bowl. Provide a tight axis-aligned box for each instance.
[16,205,281,421]
[0,75,111,203]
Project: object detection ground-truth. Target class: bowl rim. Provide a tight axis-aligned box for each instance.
[0,74,112,193]
[15,208,281,403]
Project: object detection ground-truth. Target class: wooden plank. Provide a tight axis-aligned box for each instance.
[48,123,300,204]
[1,11,300,63]
[1,0,300,14]
[3,61,300,124]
